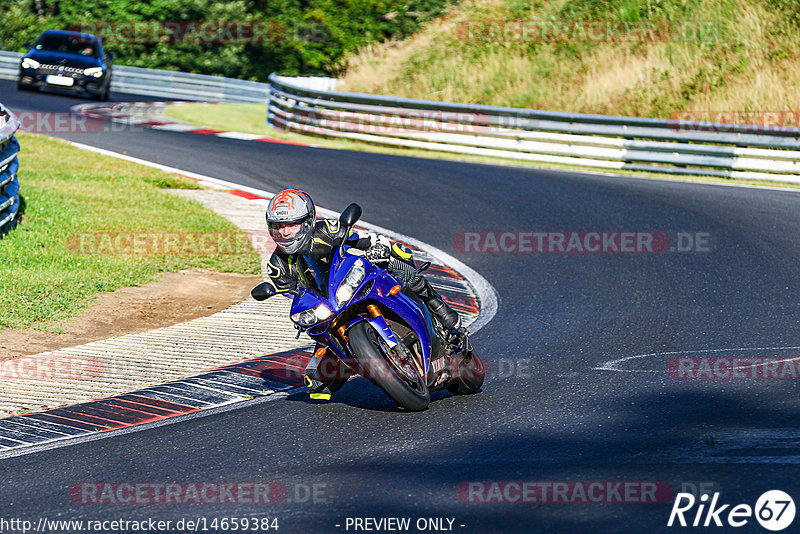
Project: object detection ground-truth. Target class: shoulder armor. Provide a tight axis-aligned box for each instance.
[267,255,284,279]
[324,218,341,235]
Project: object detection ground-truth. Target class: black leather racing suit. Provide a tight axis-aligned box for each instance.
[266,218,376,296]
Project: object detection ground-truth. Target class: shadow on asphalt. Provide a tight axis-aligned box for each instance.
[281,376,467,413]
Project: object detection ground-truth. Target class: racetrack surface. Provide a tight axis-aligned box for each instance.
[3,79,800,533]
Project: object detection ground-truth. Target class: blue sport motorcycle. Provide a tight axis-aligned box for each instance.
[252,204,484,411]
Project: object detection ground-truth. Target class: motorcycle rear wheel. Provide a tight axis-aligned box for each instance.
[447,346,485,395]
[349,321,430,411]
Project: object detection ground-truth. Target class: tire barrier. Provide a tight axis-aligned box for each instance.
[0,102,21,238]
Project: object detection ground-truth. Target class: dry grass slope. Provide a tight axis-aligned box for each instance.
[339,0,800,119]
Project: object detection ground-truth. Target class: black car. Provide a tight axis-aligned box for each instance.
[17,30,113,101]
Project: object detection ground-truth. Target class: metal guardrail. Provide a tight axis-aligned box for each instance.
[0,50,268,103]
[4,45,799,182]
[0,51,20,81]
[267,74,800,183]
[0,103,21,238]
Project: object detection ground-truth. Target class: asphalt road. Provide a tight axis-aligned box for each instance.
[2,79,800,533]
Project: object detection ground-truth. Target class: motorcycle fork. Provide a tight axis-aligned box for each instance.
[327,306,385,363]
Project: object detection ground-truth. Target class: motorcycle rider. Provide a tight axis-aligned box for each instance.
[264,188,461,400]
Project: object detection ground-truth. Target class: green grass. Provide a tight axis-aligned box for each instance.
[166,102,315,142]
[168,103,274,137]
[166,102,800,192]
[0,133,261,332]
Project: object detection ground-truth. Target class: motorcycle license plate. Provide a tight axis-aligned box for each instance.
[46,75,74,87]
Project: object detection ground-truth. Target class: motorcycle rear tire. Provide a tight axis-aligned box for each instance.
[349,321,430,411]
[447,347,485,395]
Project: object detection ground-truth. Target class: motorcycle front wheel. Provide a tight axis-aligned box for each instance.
[349,321,430,411]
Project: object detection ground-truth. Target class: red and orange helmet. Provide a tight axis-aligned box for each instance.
[266,189,316,255]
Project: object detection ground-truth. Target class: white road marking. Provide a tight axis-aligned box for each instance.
[149,123,198,132]
[593,346,800,373]
[215,131,266,141]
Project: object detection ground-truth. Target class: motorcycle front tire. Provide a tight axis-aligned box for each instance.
[349,321,430,411]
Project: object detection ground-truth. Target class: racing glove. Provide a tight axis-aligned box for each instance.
[365,244,391,266]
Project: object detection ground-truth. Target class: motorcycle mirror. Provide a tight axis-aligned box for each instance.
[339,203,362,227]
[417,261,431,273]
[251,282,277,301]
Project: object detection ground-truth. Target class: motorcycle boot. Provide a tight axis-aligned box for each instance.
[304,348,354,400]
[388,242,461,332]
[408,275,461,332]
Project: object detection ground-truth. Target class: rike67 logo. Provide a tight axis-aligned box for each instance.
[668,490,795,531]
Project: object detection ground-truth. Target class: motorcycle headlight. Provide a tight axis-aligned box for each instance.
[21,58,40,69]
[291,304,332,327]
[83,67,104,78]
[336,259,365,307]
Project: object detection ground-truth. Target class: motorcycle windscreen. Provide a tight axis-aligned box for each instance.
[295,253,330,299]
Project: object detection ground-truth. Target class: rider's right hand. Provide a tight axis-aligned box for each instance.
[365,244,391,266]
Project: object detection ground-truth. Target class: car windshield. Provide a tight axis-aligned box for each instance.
[34,34,99,57]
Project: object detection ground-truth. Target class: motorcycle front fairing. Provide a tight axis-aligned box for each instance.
[333,246,437,373]
[287,244,438,375]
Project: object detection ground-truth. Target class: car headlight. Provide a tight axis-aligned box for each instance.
[83,67,104,78]
[291,304,332,327]
[336,259,365,308]
[21,58,39,69]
